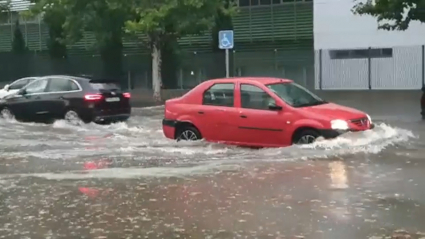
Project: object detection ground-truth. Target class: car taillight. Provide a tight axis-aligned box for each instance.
[123,92,131,98]
[84,94,102,101]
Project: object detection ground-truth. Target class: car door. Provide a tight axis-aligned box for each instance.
[19,78,50,121]
[198,82,240,143]
[235,83,286,146]
[44,77,82,119]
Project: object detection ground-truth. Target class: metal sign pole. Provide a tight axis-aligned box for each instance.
[225,49,229,78]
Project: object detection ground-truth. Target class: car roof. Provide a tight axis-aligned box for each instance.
[206,77,293,85]
[44,75,119,83]
[42,75,91,81]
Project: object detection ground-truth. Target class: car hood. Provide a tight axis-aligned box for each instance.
[301,103,366,120]
[0,90,19,99]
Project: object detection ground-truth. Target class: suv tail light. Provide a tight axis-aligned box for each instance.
[123,92,131,98]
[84,94,102,101]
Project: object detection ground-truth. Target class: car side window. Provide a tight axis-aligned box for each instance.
[24,79,48,94]
[9,79,29,90]
[203,83,235,107]
[240,84,276,110]
[47,78,79,92]
[69,81,79,91]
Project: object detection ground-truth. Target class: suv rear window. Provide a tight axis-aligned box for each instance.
[90,83,120,91]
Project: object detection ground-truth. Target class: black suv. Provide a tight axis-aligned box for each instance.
[0,75,131,124]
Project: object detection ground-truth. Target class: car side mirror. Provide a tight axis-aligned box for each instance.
[3,84,9,91]
[268,103,282,111]
[18,88,26,95]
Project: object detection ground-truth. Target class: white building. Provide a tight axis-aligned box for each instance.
[314,0,425,90]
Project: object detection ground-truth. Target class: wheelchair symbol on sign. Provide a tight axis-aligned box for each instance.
[221,33,231,48]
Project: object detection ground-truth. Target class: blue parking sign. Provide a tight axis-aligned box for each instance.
[219,30,234,49]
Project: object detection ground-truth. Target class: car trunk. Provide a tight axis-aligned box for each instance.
[89,82,130,114]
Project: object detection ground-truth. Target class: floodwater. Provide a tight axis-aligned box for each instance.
[0,104,425,238]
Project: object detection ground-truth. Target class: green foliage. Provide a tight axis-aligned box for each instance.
[22,0,68,58]
[27,0,132,46]
[12,20,28,54]
[352,0,425,30]
[125,0,237,45]
[27,0,133,77]
[0,0,10,23]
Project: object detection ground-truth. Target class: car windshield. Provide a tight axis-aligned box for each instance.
[266,82,327,108]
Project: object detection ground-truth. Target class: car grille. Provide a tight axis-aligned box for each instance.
[350,117,368,127]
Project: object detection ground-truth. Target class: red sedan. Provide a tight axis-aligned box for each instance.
[162,77,374,147]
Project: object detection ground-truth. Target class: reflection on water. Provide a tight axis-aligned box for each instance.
[329,161,348,189]
[326,161,352,224]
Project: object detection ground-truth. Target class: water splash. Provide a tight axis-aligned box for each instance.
[0,117,416,179]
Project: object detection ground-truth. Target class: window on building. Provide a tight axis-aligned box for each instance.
[272,0,281,3]
[251,0,259,5]
[260,0,271,4]
[203,83,235,107]
[239,0,250,6]
[330,48,393,59]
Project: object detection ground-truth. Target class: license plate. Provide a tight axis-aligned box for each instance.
[105,97,120,102]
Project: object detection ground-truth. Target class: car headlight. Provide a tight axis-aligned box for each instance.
[331,119,349,130]
[366,114,372,124]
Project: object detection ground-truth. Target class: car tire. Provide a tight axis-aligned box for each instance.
[293,129,320,145]
[0,107,14,120]
[176,126,202,141]
[64,109,84,125]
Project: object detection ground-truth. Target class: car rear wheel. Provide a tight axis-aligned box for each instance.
[64,110,83,125]
[176,126,202,141]
[0,107,14,120]
[294,129,320,145]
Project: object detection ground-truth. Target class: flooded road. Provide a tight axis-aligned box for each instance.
[0,105,425,238]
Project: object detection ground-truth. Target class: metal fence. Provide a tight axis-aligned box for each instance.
[0,49,315,90]
[315,45,425,90]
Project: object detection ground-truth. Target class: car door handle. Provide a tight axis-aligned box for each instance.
[58,96,64,99]
[198,111,204,114]
[240,115,247,118]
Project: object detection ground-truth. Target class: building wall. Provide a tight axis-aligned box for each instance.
[314,0,425,90]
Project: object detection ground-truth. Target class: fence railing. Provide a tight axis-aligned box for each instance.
[315,45,425,90]
[3,46,424,91]
[0,49,315,90]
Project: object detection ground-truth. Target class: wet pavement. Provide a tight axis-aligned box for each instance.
[1,103,425,238]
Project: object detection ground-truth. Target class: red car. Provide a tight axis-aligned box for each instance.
[162,77,374,147]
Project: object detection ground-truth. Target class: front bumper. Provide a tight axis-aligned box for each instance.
[318,123,375,139]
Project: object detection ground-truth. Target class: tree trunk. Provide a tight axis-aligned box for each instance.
[152,43,162,102]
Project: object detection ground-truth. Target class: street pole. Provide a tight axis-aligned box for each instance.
[225,49,229,78]
[219,30,233,78]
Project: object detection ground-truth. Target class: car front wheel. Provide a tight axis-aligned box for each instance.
[294,129,320,145]
[176,126,202,141]
[0,107,14,120]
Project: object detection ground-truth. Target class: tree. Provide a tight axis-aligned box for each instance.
[352,0,425,30]
[12,20,28,54]
[125,0,236,101]
[0,0,10,22]
[28,0,133,78]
